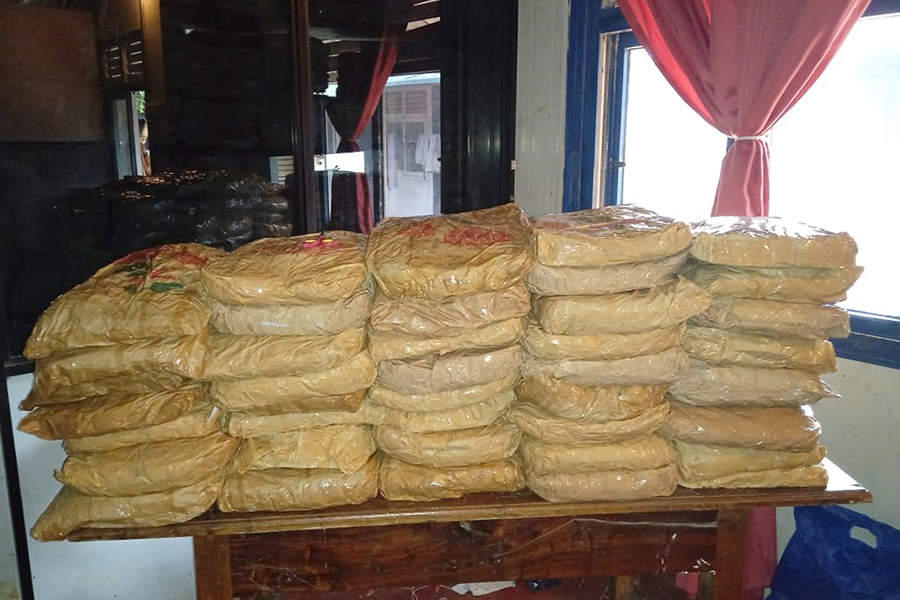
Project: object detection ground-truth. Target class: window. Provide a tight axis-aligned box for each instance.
[382,73,441,218]
[566,2,900,368]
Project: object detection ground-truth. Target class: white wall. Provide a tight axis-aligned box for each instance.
[777,358,900,553]
[5,374,195,600]
[514,0,568,217]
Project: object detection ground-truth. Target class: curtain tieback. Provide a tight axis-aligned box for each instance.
[732,134,769,141]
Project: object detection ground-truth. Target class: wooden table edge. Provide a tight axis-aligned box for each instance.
[67,459,870,542]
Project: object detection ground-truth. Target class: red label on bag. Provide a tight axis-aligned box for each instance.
[444,226,512,246]
[397,222,439,238]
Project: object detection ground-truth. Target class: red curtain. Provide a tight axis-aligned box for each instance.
[619,0,871,217]
[617,1,870,597]
[327,10,409,233]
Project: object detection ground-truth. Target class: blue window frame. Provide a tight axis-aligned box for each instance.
[563,0,900,370]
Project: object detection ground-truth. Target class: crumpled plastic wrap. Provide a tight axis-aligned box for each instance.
[218,457,378,513]
[203,329,364,380]
[660,403,821,452]
[523,323,684,361]
[378,457,525,501]
[223,401,385,438]
[63,403,220,453]
[368,373,518,412]
[202,232,368,305]
[526,252,687,296]
[25,244,222,359]
[508,402,669,445]
[209,288,370,336]
[524,347,690,386]
[532,277,710,335]
[520,435,676,475]
[31,474,223,541]
[682,261,863,304]
[682,327,837,373]
[673,440,827,481]
[526,463,679,502]
[210,352,376,410]
[516,374,668,423]
[668,361,838,407]
[21,372,187,408]
[231,425,375,474]
[375,422,522,467]
[679,464,828,489]
[692,298,850,340]
[366,204,532,299]
[369,284,531,337]
[531,205,692,267]
[690,217,858,269]
[376,392,516,433]
[56,433,237,496]
[369,318,525,363]
[33,334,207,399]
[18,385,202,440]
[376,346,523,395]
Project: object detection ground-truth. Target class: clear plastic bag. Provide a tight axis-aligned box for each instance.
[531,205,691,267]
[532,277,710,335]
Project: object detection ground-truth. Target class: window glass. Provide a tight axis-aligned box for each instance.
[615,16,900,318]
[769,14,900,317]
[619,48,725,222]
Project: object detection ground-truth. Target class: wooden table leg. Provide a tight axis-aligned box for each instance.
[194,535,234,600]
[713,508,751,600]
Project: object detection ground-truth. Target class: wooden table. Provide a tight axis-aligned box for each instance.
[70,459,870,600]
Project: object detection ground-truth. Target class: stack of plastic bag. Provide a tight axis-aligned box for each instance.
[19,244,237,540]
[663,218,862,489]
[202,233,379,512]
[514,206,711,502]
[366,205,532,501]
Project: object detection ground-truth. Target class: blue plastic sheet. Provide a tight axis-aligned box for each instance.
[769,505,900,600]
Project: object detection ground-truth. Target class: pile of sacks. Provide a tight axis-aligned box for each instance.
[513,206,711,502]
[20,244,237,541]
[365,205,532,500]
[202,233,379,512]
[662,218,861,488]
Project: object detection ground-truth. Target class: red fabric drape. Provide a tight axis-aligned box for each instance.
[617,1,870,597]
[328,36,399,234]
[327,12,408,233]
[619,0,870,217]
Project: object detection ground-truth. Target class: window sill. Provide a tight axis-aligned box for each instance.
[832,312,900,370]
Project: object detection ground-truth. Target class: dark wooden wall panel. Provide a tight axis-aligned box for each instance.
[0,5,104,143]
[441,0,518,213]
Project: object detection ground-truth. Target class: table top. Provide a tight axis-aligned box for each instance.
[69,458,870,542]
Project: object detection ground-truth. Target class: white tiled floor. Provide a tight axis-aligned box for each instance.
[4,374,196,600]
